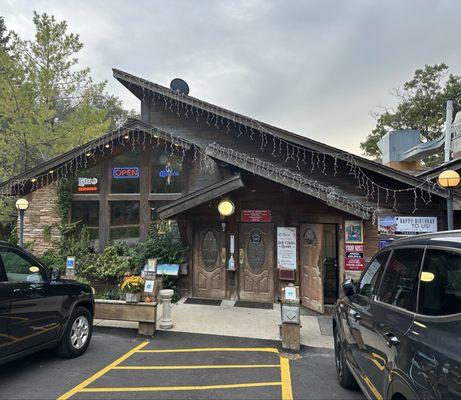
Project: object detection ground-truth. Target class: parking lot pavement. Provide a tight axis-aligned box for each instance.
[0,327,364,400]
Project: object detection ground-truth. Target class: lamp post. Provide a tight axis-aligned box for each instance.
[15,198,29,247]
[437,170,460,231]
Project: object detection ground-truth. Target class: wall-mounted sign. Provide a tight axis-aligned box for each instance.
[77,177,98,192]
[241,210,271,223]
[345,220,363,244]
[345,244,365,271]
[277,227,297,270]
[378,216,437,235]
[112,167,140,179]
[156,263,180,276]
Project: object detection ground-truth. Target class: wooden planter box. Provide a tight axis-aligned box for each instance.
[94,299,157,336]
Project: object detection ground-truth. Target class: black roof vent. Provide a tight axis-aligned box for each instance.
[170,78,189,95]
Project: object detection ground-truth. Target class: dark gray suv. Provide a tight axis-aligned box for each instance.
[333,231,461,400]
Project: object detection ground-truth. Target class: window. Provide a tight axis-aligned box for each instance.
[150,201,180,239]
[151,152,182,193]
[358,251,389,298]
[418,249,461,316]
[377,248,423,311]
[71,201,99,240]
[0,249,44,283]
[110,201,140,240]
[72,164,101,194]
[111,149,140,193]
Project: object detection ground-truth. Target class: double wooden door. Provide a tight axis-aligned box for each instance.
[238,223,274,302]
[193,223,226,299]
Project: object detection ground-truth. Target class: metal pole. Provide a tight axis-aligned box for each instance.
[447,188,454,231]
[19,209,24,247]
[444,100,454,163]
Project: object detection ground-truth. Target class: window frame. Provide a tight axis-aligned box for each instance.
[415,245,461,319]
[356,249,391,300]
[0,246,49,284]
[373,245,426,315]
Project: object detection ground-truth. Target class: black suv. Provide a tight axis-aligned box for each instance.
[333,231,461,400]
[0,242,94,365]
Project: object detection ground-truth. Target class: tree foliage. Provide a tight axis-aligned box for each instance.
[360,63,461,164]
[0,12,135,180]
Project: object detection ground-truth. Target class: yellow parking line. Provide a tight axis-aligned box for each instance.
[137,347,279,353]
[57,341,149,400]
[280,357,293,400]
[79,381,282,393]
[114,364,281,370]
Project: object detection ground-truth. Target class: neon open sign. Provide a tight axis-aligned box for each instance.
[112,167,140,179]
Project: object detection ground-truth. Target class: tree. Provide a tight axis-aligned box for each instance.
[0,16,10,50]
[360,63,461,164]
[0,12,135,179]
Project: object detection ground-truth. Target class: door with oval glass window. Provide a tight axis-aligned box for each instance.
[238,223,274,302]
[193,224,226,299]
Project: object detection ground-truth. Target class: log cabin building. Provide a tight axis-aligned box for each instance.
[0,69,452,313]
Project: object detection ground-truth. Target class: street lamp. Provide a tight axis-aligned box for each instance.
[15,198,29,247]
[437,170,460,230]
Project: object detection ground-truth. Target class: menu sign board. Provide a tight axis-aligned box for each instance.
[277,227,297,270]
[241,210,271,223]
[345,244,365,271]
[378,216,437,235]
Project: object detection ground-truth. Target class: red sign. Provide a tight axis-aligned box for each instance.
[345,244,365,271]
[241,210,271,223]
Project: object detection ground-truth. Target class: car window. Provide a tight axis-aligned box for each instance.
[418,249,461,316]
[358,251,389,298]
[0,249,45,283]
[377,248,423,311]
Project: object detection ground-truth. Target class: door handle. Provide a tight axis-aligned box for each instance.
[12,288,23,294]
[348,309,361,321]
[239,248,244,265]
[384,332,400,347]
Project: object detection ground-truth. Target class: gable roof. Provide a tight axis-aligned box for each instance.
[113,68,443,196]
[416,157,461,180]
[0,119,192,195]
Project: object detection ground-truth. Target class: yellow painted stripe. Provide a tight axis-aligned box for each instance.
[280,357,293,400]
[79,381,282,393]
[114,364,280,370]
[137,347,279,354]
[57,341,149,400]
[362,375,383,400]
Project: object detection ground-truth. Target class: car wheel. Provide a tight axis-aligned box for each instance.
[56,306,93,358]
[334,325,358,390]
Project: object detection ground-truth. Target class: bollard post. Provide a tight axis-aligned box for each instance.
[159,289,174,329]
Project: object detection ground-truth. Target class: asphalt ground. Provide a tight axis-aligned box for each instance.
[0,327,364,400]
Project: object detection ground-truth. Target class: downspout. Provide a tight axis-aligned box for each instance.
[444,100,454,163]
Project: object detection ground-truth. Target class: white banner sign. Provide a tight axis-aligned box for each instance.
[378,216,438,235]
[277,227,297,270]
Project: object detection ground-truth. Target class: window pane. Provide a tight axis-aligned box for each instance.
[377,248,423,311]
[418,249,461,316]
[111,150,140,193]
[149,201,180,239]
[151,152,182,193]
[71,201,99,227]
[110,201,140,241]
[1,249,44,283]
[358,251,389,298]
[72,164,101,193]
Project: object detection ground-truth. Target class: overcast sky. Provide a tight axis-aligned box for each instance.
[2,0,461,155]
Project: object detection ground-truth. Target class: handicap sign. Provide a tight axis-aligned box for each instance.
[66,256,76,269]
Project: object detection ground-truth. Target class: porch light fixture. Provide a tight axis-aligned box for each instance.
[437,169,460,231]
[218,199,235,217]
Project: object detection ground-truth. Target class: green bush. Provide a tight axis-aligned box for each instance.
[77,246,129,284]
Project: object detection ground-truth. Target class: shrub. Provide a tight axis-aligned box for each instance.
[77,246,129,284]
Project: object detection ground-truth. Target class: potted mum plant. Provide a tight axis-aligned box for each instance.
[120,275,145,303]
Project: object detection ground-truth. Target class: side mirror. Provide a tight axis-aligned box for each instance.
[342,278,356,297]
[50,267,61,281]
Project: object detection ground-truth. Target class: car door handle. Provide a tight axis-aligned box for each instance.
[384,332,400,347]
[12,288,23,294]
[348,309,361,321]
